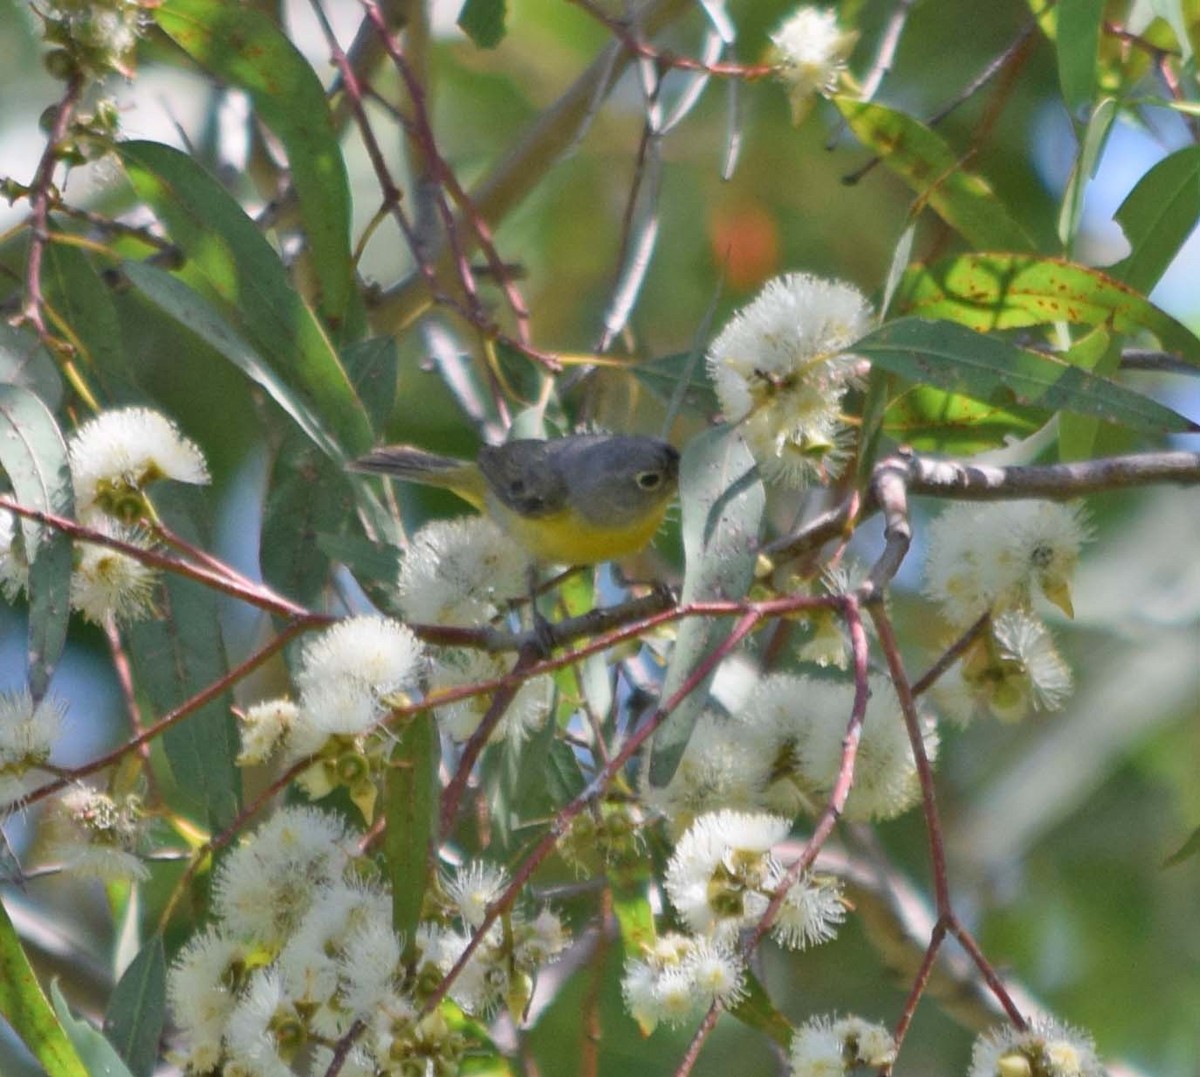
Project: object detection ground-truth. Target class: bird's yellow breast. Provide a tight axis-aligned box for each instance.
[490,502,671,565]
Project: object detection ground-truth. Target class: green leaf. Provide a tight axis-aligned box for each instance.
[104,937,165,1077]
[0,385,73,702]
[118,140,372,456]
[833,97,1035,251]
[155,0,354,325]
[857,318,1198,435]
[261,437,354,608]
[0,900,88,1077]
[1056,325,1120,461]
[51,982,135,1077]
[649,425,764,787]
[893,252,1200,364]
[125,487,241,831]
[123,261,342,459]
[1058,96,1117,246]
[458,0,508,48]
[385,714,437,955]
[882,383,1043,453]
[42,239,138,402]
[0,324,62,411]
[1112,145,1200,294]
[1056,0,1104,111]
[342,337,399,436]
[728,968,793,1047]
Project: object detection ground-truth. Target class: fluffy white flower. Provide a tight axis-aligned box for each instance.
[797,675,937,822]
[297,615,424,699]
[664,810,790,938]
[769,7,858,122]
[212,806,355,947]
[621,933,746,1032]
[429,648,552,744]
[236,698,298,765]
[708,274,871,486]
[69,521,157,624]
[0,689,64,810]
[970,1014,1101,1077]
[769,871,846,950]
[223,969,302,1077]
[396,516,528,627]
[444,860,509,929]
[42,787,146,882]
[69,407,209,519]
[924,501,1091,626]
[993,611,1073,713]
[167,928,249,1073]
[790,1014,896,1076]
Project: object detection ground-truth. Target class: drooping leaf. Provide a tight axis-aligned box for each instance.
[385,714,437,956]
[1055,0,1104,112]
[649,425,764,787]
[1058,96,1117,246]
[104,936,165,1077]
[1112,145,1200,294]
[42,239,138,402]
[123,262,342,460]
[118,140,372,457]
[51,982,135,1077]
[893,253,1200,365]
[458,0,508,48]
[155,0,355,325]
[834,97,1035,251]
[0,900,88,1077]
[857,318,1197,435]
[0,385,73,702]
[125,487,241,831]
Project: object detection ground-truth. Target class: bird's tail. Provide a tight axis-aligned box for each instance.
[349,446,487,509]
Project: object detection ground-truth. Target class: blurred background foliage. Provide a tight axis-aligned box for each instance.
[0,0,1197,1074]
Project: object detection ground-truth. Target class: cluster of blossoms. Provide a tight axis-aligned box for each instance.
[1,406,210,626]
[647,674,937,831]
[789,1015,897,1077]
[168,806,568,1076]
[924,500,1091,723]
[968,1015,1102,1077]
[236,615,424,820]
[768,6,859,124]
[0,689,65,812]
[621,810,847,1032]
[37,0,149,81]
[396,516,553,745]
[707,273,872,487]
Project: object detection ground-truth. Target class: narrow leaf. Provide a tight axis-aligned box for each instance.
[1056,0,1104,112]
[857,318,1198,435]
[0,900,88,1077]
[1112,145,1200,294]
[51,982,135,1077]
[385,714,437,955]
[125,488,241,831]
[104,937,165,1077]
[0,385,73,702]
[834,97,1035,251]
[882,383,1043,453]
[728,968,794,1046]
[893,252,1200,364]
[119,140,372,456]
[123,261,342,459]
[1056,325,1120,461]
[649,426,764,787]
[342,337,399,437]
[155,0,354,324]
[0,324,62,410]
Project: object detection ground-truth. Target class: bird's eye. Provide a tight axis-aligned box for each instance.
[635,470,662,491]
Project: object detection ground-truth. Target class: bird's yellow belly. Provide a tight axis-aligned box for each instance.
[494,504,669,565]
